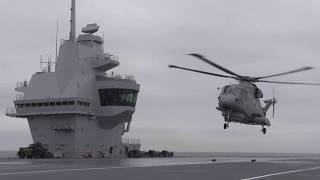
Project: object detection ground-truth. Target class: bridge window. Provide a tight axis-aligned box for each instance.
[98,89,138,107]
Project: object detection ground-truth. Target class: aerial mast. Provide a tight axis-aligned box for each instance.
[55,21,59,60]
[69,0,76,42]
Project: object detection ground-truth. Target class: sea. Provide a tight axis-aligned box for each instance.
[0,151,16,160]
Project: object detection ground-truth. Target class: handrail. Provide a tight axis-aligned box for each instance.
[15,94,24,100]
[104,53,119,62]
[122,138,140,145]
[104,72,135,81]
[6,107,16,115]
[16,81,28,88]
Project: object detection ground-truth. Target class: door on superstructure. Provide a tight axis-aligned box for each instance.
[109,146,113,155]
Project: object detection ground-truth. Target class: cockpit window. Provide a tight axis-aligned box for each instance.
[221,86,230,94]
[224,86,241,97]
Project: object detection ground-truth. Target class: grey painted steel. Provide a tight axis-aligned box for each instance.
[5,0,140,158]
[0,157,320,180]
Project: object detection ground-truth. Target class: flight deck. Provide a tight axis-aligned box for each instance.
[0,156,320,180]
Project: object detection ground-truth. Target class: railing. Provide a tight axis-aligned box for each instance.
[122,138,141,145]
[10,105,94,117]
[80,53,119,63]
[9,98,95,117]
[103,72,135,81]
[41,63,56,73]
[6,107,16,115]
[16,81,28,88]
[15,94,24,100]
[104,53,119,62]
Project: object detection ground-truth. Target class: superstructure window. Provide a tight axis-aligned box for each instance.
[98,89,138,107]
[16,104,24,108]
[77,101,90,107]
[15,100,81,108]
[68,101,75,105]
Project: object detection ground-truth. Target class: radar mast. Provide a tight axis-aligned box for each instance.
[69,0,76,42]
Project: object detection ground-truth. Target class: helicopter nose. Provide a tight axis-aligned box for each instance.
[219,95,238,109]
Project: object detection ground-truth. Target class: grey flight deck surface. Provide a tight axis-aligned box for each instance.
[1,156,320,180]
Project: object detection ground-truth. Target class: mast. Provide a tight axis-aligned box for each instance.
[69,0,76,42]
[55,21,59,60]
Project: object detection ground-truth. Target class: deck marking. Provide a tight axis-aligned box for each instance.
[0,160,259,176]
[0,166,128,176]
[0,161,218,176]
[241,166,320,180]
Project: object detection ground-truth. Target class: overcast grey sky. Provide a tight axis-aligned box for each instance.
[1,0,320,153]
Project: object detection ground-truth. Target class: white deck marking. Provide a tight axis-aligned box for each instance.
[0,162,213,176]
[241,166,320,180]
[0,160,278,177]
[0,166,128,176]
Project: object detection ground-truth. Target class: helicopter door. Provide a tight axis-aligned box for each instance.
[241,89,247,103]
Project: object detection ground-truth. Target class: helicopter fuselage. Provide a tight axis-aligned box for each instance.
[217,82,271,126]
[169,53,318,134]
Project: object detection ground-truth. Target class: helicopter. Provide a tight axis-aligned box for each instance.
[169,53,320,134]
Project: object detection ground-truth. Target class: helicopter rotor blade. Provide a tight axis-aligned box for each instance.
[188,53,242,78]
[255,66,314,80]
[257,80,320,86]
[168,65,238,79]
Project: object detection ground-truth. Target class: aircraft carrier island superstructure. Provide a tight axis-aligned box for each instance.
[6,0,140,158]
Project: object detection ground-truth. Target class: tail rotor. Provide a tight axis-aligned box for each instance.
[272,88,277,118]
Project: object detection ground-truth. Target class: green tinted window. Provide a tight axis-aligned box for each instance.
[98,89,138,107]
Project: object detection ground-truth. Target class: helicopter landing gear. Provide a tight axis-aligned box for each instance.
[261,126,266,134]
[223,111,231,130]
[224,123,229,130]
